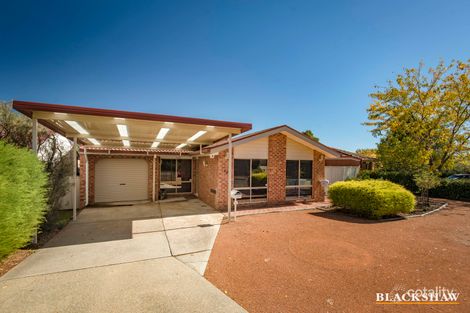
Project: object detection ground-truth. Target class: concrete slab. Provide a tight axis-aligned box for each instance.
[163,212,223,230]
[45,220,133,247]
[166,225,220,256]
[1,232,171,280]
[77,204,161,223]
[176,250,211,275]
[132,218,164,234]
[160,199,217,218]
[0,257,246,313]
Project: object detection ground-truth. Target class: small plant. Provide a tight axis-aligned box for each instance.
[414,171,441,208]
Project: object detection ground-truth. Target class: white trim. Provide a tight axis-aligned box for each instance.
[85,147,89,206]
[72,137,77,221]
[152,155,156,202]
[227,134,232,221]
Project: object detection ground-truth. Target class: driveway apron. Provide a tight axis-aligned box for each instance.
[0,199,245,313]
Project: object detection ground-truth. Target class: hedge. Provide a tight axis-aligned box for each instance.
[430,179,470,201]
[0,141,48,259]
[328,179,415,219]
[357,170,470,201]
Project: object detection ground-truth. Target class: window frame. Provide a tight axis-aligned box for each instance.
[285,160,313,199]
[160,158,193,194]
[234,158,268,203]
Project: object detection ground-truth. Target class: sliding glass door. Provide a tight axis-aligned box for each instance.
[160,159,192,194]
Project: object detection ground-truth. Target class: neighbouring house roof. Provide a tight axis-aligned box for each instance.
[201,125,342,158]
[12,100,252,151]
[325,158,361,166]
[329,147,376,161]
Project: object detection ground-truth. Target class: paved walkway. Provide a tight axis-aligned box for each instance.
[0,199,246,313]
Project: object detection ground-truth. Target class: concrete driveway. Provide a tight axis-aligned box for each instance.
[0,198,246,313]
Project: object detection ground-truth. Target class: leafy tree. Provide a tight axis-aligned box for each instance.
[365,60,470,174]
[303,130,319,141]
[0,101,72,218]
[414,171,441,207]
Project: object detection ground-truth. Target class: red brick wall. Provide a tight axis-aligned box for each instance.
[216,150,229,210]
[79,154,159,206]
[196,155,219,209]
[267,133,287,204]
[195,150,230,211]
[79,154,86,208]
[313,150,326,201]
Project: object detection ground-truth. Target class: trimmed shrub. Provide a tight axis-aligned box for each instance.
[357,170,418,192]
[0,141,48,259]
[328,179,415,219]
[430,179,470,201]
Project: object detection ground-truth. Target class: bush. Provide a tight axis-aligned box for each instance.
[328,179,415,219]
[0,141,48,259]
[430,179,470,201]
[357,170,418,192]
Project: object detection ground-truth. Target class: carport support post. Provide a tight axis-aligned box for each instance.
[32,118,38,244]
[152,155,156,202]
[72,137,77,221]
[227,134,232,222]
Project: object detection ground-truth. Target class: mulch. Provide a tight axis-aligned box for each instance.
[205,200,470,312]
[0,249,33,277]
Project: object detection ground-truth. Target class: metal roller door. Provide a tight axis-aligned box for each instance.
[95,158,148,203]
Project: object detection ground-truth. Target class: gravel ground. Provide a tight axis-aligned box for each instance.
[205,200,470,313]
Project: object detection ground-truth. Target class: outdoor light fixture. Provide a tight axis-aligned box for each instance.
[122,139,130,147]
[65,120,89,135]
[156,127,170,140]
[187,130,207,142]
[88,138,100,146]
[175,143,187,149]
[151,142,160,148]
[117,124,129,137]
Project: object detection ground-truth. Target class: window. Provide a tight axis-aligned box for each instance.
[234,159,267,202]
[160,159,192,193]
[286,160,312,198]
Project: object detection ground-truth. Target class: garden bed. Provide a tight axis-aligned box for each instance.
[404,200,447,218]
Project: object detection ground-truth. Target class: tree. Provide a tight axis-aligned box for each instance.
[0,101,72,215]
[365,60,470,174]
[303,130,319,141]
[414,171,441,207]
[0,141,48,258]
[355,148,377,158]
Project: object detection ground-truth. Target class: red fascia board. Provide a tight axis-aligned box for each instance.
[12,100,252,133]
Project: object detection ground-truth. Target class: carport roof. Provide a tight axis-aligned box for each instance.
[13,100,252,151]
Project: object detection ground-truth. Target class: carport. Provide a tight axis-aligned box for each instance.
[12,100,251,220]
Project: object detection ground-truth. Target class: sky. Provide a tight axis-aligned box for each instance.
[1,0,469,151]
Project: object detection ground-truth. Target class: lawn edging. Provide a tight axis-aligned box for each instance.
[404,202,448,218]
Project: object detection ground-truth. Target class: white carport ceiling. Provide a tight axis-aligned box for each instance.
[13,101,251,151]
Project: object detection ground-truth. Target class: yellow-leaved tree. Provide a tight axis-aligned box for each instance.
[365,60,469,174]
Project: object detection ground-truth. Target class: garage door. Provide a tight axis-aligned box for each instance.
[95,158,149,203]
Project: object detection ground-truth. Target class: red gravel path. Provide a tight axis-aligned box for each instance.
[205,200,470,312]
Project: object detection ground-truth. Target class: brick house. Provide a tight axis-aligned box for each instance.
[13,100,343,216]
